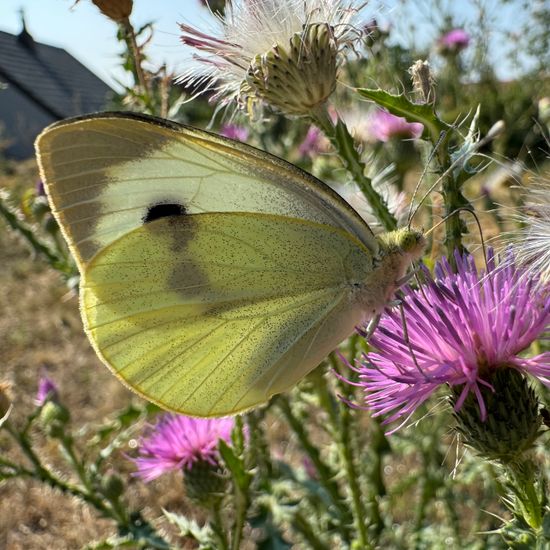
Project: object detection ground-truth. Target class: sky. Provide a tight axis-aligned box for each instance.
[0,0,529,91]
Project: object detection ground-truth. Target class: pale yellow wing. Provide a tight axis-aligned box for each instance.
[35,112,377,270]
[82,212,373,416]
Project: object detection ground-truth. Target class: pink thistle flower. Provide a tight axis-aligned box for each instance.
[130,414,234,482]
[220,123,249,141]
[437,28,470,54]
[35,376,59,406]
[367,110,424,142]
[358,250,550,433]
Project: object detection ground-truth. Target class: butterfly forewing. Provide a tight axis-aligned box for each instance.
[36,113,378,270]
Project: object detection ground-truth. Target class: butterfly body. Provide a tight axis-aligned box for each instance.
[35,113,424,416]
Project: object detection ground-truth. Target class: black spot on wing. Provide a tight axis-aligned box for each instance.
[143,203,187,224]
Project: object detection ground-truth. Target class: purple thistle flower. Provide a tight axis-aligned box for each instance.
[358,250,550,433]
[130,414,234,482]
[298,126,326,157]
[35,376,59,406]
[36,180,46,197]
[367,109,424,142]
[220,124,249,142]
[437,28,470,53]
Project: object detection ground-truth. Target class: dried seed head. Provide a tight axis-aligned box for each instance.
[409,59,435,104]
[92,0,133,22]
[241,23,338,116]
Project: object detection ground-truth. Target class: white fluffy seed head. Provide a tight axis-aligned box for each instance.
[179,0,365,115]
[504,177,550,284]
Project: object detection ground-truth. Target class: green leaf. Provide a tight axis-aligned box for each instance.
[218,440,251,492]
[163,510,214,547]
[355,88,447,143]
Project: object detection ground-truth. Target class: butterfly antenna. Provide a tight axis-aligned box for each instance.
[425,207,489,272]
[408,120,505,229]
[407,130,448,228]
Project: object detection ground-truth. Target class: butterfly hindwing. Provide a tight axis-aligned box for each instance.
[82,212,373,416]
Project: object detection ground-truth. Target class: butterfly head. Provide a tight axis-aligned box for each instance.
[378,228,426,261]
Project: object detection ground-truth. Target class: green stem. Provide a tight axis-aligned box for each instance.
[231,488,247,550]
[333,380,372,549]
[506,459,544,531]
[211,500,229,550]
[432,135,468,261]
[292,510,330,550]
[330,349,384,544]
[60,435,93,493]
[245,411,273,482]
[277,396,353,541]
[0,191,70,274]
[5,423,110,515]
[310,104,397,231]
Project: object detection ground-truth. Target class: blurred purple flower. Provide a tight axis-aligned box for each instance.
[35,376,59,406]
[437,28,470,53]
[298,126,326,157]
[130,414,234,482]
[220,124,249,142]
[367,110,424,142]
[357,250,550,433]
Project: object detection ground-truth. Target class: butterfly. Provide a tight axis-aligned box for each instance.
[35,112,425,417]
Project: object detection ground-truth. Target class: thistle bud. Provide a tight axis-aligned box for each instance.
[452,368,542,463]
[241,23,338,117]
[31,197,50,221]
[183,460,227,506]
[39,400,70,438]
[43,214,59,236]
[92,0,133,23]
[100,471,125,499]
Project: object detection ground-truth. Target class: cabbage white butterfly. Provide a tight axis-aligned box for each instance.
[35,112,424,417]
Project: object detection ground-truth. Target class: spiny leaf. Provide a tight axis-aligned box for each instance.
[356,88,447,143]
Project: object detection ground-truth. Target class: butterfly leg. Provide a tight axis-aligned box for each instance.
[363,313,381,341]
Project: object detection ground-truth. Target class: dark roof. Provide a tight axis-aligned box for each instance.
[0,28,113,119]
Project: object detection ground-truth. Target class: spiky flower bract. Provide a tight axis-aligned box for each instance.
[130,414,234,482]
[179,0,364,116]
[505,178,550,284]
[358,250,550,433]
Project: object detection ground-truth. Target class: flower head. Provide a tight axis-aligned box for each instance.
[91,0,133,22]
[366,109,424,142]
[130,414,234,482]
[35,376,59,406]
[437,28,470,54]
[358,250,550,433]
[179,0,364,116]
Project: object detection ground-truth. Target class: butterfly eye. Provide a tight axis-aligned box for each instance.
[143,203,187,224]
[399,230,424,252]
